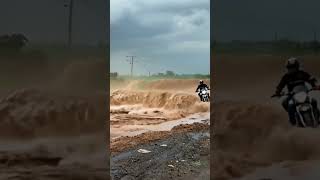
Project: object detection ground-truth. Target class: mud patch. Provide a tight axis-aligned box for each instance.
[111,123,210,180]
[111,122,209,154]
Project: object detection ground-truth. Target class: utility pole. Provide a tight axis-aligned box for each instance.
[64,0,74,47]
[274,32,278,41]
[313,30,319,54]
[126,56,136,77]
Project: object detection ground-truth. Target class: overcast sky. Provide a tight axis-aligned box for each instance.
[212,0,320,41]
[110,0,210,75]
[1,0,319,66]
[0,0,107,45]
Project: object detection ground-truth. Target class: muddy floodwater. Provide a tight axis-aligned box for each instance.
[111,105,209,139]
[110,79,210,180]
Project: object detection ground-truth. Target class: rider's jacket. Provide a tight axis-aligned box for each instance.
[196,84,209,92]
[276,70,317,94]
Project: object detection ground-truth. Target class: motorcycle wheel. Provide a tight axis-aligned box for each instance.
[301,111,316,128]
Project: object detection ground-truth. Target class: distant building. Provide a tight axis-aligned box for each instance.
[0,34,28,51]
[110,72,118,78]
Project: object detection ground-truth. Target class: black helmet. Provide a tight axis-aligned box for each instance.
[286,57,300,69]
[199,80,204,84]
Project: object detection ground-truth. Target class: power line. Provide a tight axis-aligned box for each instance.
[126,56,136,77]
[136,58,151,76]
[64,0,74,47]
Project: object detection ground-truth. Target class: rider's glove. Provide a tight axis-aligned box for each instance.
[272,91,281,97]
[275,89,282,95]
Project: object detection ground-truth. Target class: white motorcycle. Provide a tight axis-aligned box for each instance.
[198,87,210,102]
[272,85,320,128]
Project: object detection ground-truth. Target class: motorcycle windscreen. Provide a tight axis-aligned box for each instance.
[292,84,309,94]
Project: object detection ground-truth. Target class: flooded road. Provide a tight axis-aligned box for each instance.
[110,79,210,179]
[111,107,209,139]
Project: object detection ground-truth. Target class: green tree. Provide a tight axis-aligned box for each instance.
[0,33,28,52]
[166,70,175,76]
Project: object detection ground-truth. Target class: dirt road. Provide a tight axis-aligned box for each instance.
[111,123,210,180]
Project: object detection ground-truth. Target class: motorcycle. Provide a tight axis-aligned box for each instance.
[198,87,210,102]
[271,85,320,128]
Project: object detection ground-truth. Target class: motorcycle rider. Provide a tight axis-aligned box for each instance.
[196,80,210,101]
[273,57,320,125]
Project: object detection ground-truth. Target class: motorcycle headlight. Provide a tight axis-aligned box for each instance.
[300,105,311,111]
[293,92,307,103]
[202,90,206,94]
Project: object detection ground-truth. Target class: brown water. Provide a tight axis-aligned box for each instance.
[110,79,210,140]
[111,111,209,139]
[213,54,320,180]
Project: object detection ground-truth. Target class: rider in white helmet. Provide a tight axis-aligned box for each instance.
[196,80,210,101]
[273,57,319,125]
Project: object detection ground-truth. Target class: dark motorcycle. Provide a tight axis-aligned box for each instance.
[272,85,320,128]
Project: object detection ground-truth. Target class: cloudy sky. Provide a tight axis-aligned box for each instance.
[213,0,320,41]
[110,0,210,75]
[0,0,107,45]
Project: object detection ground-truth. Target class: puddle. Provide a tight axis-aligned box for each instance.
[190,132,210,140]
[111,112,210,140]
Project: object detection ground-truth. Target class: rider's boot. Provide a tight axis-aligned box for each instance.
[288,112,296,126]
[282,98,295,125]
[288,104,296,126]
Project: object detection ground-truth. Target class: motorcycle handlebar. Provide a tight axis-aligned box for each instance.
[271,88,319,98]
[196,88,210,92]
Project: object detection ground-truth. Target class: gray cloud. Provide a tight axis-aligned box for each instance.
[212,0,320,41]
[0,0,108,45]
[111,0,210,75]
